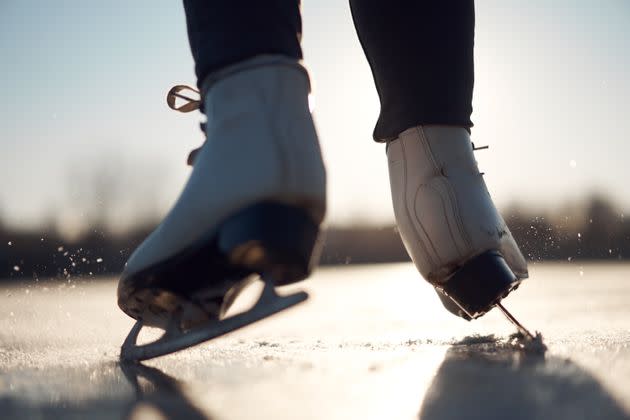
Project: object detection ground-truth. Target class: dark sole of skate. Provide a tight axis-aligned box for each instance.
[436,250,522,320]
[120,281,307,362]
[218,201,323,285]
[118,201,321,329]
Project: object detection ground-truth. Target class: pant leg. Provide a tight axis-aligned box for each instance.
[183,0,303,89]
[349,0,475,141]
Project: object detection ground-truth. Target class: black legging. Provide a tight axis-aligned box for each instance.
[182,0,475,141]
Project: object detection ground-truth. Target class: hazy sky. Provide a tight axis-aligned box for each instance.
[1,0,629,233]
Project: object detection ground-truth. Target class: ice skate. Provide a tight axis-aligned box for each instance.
[120,277,308,362]
[387,126,529,321]
[118,56,326,361]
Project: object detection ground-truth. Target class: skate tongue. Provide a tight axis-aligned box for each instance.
[495,302,535,340]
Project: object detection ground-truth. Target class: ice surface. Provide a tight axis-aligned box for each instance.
[1,263,630,419]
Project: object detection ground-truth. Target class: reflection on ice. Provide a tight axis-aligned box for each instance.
[420,336,628,420]
[1,263,630,419]
[122,362,211,420]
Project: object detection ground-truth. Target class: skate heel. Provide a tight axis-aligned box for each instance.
[437,250,522,320]
[217,202,322,285]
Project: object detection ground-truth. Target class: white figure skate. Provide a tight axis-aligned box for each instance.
[121,277,307,362]
[387,126,534,335]
[118,56,326,361]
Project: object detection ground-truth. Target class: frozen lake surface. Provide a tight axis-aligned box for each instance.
[1,262,630,419]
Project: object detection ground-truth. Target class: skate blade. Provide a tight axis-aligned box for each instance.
[495,302,535,340]
[120,282,307,362]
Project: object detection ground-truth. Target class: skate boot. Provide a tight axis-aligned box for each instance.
[118,56,326,361]
[387,126,528,320]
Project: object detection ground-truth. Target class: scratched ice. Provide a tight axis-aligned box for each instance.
[1,263,629,419]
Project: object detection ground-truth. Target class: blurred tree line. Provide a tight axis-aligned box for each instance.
[2,194,629,280]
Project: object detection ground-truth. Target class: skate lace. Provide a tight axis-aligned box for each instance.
[166,85,205,166]
[471,142,489,151]
[471,142,489,176]
[167,85,201,112]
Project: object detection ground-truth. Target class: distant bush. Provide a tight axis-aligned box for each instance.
[2,194,629,280]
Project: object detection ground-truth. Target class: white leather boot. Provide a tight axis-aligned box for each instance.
[118,57,326,329]
[387,125,528,319]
